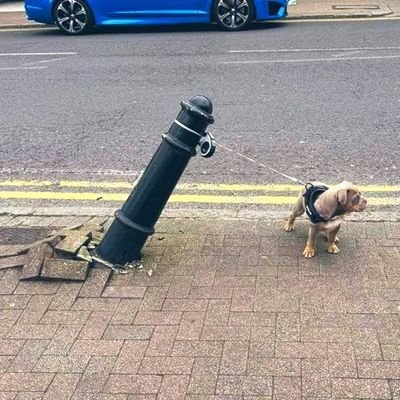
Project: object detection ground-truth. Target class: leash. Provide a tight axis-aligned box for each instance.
[185,127,307,186]
[216,142,307,186]
[215,141,329,223]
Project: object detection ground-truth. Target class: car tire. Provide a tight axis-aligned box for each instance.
[53,0,93,35]
[213,0,254,31]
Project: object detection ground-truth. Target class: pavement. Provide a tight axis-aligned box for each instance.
[0,0,399,30]
[1,211,400,399]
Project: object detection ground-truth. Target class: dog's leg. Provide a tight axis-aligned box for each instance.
[327,225,341,254]
[285,195,305,232]
[303,224,318,258]
[322,231,339,243]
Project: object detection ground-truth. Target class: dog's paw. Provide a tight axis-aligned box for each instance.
[303,245,316,258]
[327,243,340,254]
[284,222,294,232]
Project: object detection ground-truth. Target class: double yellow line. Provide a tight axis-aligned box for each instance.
[0,180,398,206]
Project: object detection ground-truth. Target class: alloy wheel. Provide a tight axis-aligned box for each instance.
[56,0,88,34]
[216,0,250,30]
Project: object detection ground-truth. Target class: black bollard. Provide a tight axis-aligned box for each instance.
[94,96,215,265]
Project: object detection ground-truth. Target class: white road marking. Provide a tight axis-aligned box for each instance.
[229,46,400,54]
[331,50,363,58]
[23,57,67,66]
[0,52,77,56]
[0,66,47,71]
[219,54,400,65]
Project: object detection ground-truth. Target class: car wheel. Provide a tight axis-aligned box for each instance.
[54,0,93,35]
[213,0,254,31]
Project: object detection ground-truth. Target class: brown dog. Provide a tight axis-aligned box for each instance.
[284,181,367,258]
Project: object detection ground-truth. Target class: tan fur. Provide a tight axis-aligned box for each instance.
[284,181,367,258]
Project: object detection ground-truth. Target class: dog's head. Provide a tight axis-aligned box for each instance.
[315,181,367,220]
[337,182,368,213]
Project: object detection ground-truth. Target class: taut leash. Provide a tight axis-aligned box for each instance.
[196,130,307,186]
[216,142,307,186]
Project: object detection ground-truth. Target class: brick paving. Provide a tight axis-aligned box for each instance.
[0,216,400,399]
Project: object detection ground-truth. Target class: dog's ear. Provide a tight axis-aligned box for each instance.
[337,188,348,205]
[337,181,355,206]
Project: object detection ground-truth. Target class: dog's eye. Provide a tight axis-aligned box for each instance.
[353,194,360,204]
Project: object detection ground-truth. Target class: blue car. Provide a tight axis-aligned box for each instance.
[25,0,288,35]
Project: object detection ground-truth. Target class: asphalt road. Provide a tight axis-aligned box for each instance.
[0,19,399,187]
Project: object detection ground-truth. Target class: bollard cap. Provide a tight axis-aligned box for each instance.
[181,95,214,124]
[190,95,213,114]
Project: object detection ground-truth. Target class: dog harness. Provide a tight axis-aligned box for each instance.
[303,183,329,224]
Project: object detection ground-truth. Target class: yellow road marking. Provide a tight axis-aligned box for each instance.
[0,191,398,206]
[181,183,400,193]
[0,180,399,193]
[0,180,133,189]
[182,183,301,192]
[0,191,127,201]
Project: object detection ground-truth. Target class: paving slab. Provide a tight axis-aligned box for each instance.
[20,243,53,281]
[41,259,89,281]
[0,245,26,258]
[55,233,90,257]
[0,254,27,270]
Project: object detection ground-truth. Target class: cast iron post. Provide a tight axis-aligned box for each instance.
[94,95,215,265]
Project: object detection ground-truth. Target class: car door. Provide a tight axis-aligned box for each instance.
[90,0,135,19]
[132,0,201,19]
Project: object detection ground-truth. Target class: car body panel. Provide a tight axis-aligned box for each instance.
[25,0,53,24]
[25,0,287,27]
[94,0,207,26]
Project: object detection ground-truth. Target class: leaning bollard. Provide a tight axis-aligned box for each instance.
[94,95,215,265]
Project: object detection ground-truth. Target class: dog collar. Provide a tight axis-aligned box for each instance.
[303,183,329,224]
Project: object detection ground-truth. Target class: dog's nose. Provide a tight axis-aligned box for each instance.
[361,197,367,208]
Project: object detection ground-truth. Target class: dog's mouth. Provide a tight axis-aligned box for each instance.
[354,198,367,212]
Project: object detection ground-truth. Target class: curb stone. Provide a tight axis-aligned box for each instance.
[286,10,393,19]
[0,23,50,29]
[0,207,399,224]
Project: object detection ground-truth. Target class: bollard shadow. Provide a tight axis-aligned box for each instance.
[30,20,287,37]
